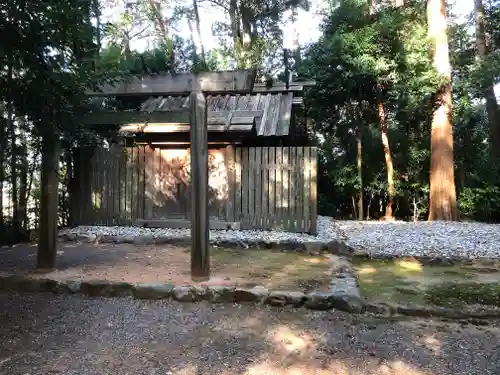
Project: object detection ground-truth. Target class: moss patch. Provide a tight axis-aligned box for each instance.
[210,248,333,291]
[353,257,500,307]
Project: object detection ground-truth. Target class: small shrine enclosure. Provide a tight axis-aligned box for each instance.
[73,71,318,233]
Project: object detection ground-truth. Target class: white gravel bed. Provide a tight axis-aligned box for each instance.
[60,217,500,259]
[60,216,344,244]
[338,220,500,259]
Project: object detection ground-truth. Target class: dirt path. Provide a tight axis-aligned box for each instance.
[0,243,333,291]
[0,292,499,375]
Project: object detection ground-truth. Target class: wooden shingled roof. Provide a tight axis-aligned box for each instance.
[138,92,294,137]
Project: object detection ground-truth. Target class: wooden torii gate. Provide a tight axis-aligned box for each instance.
[86,70,257,281]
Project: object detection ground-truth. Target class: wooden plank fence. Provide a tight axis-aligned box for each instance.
[73,144,318,233]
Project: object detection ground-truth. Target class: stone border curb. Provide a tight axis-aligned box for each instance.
[0,275,342,310]
[2,274,500,321]
[364,301,500,320]
[58,233,355,256]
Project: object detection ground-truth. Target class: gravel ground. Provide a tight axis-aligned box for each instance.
[1,293,500,375]
[63,216,500,259]
[338,220,500,259]
[60,216,345,244]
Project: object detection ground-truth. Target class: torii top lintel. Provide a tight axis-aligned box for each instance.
[86,69,257,97]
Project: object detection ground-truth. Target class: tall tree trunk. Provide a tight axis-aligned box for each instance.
[474,0,500,156]
[427,0,459,221]
[356,125,364,221]
[93,0,101,53]
[37,129,61,270]
[25,145,40,229]
[191,0,207,67]
[291,7,301,66]
[0,105,5,234]
[187,17,199,64]
[229,0,239,46]
[378,99,395,219]
[10,119,18,239]
[7,63,20,240]
[18,138,28,231]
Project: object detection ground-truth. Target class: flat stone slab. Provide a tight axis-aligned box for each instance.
[133,283,175,299]
[265,291,306,307]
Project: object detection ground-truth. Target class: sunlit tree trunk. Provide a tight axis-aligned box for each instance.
[427,0,459,221]
[378,99,395,219]
[474,0,500,156]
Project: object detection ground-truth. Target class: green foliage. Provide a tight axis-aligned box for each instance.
[297,0,500,221]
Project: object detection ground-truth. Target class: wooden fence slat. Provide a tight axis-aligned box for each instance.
[268,147,275,229]
[90,149,98,224]
[261,147,269,230]
[144,146,153,220]
[116,145,123,224]
[134,146,139,222]
[154,148,161,218]
[122,148,128,225]
[234,148,242,221]
[289,147,296,232]
[254,147,262,228]
[241,148,248,228]
[296,147,304,231]
[103,149,109,225]
[97,148,103,224]
[310,147,318,234]
[282,147,290,231]
[275,147,282,230]
[303,147,311,233]
[137,146,145,220]
[224,145,235,222]
[248,147,255,227]
[127,147,132,223]
[110,146,118,224]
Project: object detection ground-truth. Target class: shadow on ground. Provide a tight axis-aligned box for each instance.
[0,242,190,283]
[0,292,499,374]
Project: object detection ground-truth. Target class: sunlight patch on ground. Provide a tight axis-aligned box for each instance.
[418,335,441,356]
[267,325,316,354]
[395,259,423,272]
[357,266,377,275]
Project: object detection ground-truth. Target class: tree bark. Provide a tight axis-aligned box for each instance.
[37,130,61,270]
[18,138,28,231]
[7,63,20,240]
[192,0,207,67]
[291,7,301,66]
[0,105,5,234]
[427,0,459,221]
[378,100,395,219]
[356,125,364,221]
[474,0,500,156]
[10,117,18,239]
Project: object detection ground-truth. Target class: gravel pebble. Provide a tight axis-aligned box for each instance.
[0,292,499,374]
